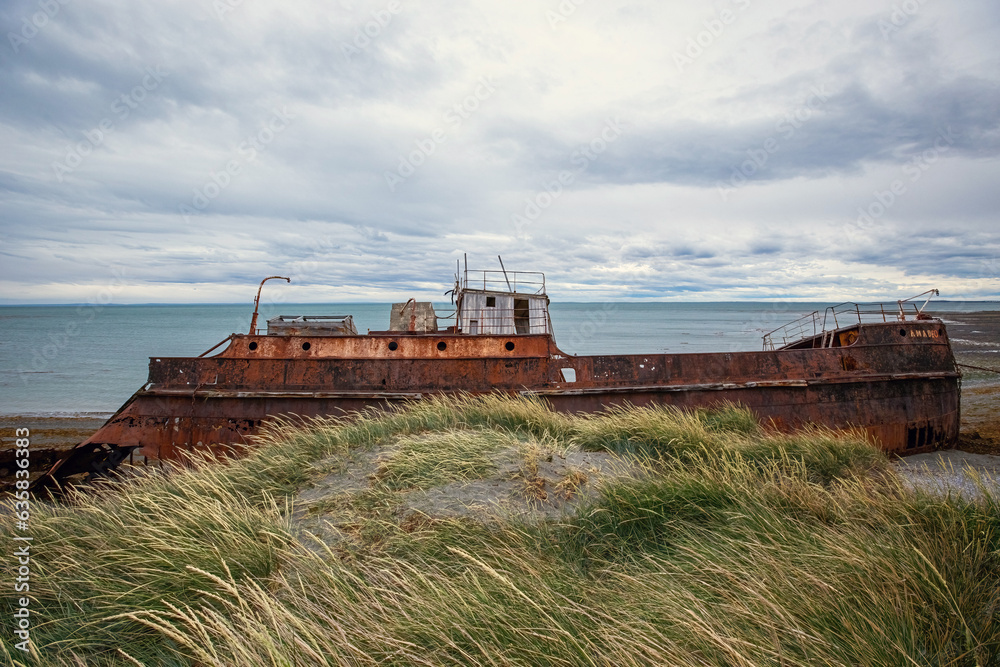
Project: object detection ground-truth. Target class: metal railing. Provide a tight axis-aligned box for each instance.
[763,289,940,350]
[460,269,546,295]
[459,307,551,335]
[381,307,553,336]
[822,289,940,330]
[762,311,821,350]
[821,302,895,330]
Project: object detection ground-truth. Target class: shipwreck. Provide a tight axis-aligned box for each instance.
[35,263,960,489]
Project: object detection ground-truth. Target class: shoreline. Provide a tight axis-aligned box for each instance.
[941,311,1000,454]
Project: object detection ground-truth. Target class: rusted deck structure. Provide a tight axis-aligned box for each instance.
[35,268,960,489]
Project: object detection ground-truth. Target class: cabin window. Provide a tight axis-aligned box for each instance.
[514,298,530,334]
[486,296,496,307]
[561,368,577,382]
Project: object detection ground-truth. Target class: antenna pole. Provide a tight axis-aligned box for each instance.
[498,255,513,292]
[249,276,290,334]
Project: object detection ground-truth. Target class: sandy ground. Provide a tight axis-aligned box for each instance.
[0,415,107,480]
[3,310,998,494]
[895,450,1000,500]
[292,446,631,546]
[892,310,1000,498]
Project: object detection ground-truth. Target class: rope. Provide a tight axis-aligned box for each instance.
[958,363,1000,375]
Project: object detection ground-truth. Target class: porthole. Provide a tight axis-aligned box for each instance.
[388,341,398,351]
[248,341,258,351]
[437,341,447,351]
[301,342,311,351]
[899,329,907,337]
[505,341,515,351]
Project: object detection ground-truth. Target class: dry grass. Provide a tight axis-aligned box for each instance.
[3,395,998,666]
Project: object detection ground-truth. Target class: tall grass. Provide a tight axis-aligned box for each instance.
[374,428,516,490]
[3,395,997,666]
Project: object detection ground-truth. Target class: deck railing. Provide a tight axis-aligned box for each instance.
[460,269,546,295]
[428,308,552,335]
[763,289,939,350]
[762,311,821,350]
[460,307,551,335]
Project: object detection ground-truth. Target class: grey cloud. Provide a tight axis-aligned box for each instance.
[1,0,997,303]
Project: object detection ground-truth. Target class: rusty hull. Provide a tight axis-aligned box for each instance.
[36,320,960,488]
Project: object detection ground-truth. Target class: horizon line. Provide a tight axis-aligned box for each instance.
[1,299,999,307]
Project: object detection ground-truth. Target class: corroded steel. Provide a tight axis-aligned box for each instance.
[249,276,290,334]
[213,332,556,360]
[35,315,960,491]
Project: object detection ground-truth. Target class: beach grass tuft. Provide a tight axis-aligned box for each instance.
[3,394,998,666]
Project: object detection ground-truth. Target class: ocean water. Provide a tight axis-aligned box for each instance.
[1,300,997,417]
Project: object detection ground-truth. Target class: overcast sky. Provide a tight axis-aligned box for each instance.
[1,0,998,304]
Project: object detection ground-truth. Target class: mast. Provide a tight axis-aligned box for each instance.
[249,276,290,334]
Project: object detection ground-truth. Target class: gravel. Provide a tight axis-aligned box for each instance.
[893,450,1000,501]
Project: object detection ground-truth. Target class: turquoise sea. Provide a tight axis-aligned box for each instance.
[1,301,997,417]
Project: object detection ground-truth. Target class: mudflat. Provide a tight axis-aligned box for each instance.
[940,311,1000,453]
